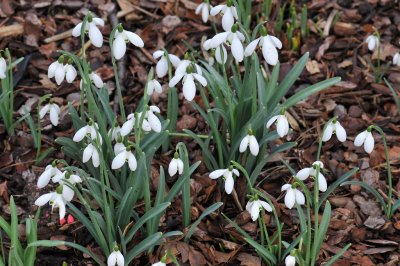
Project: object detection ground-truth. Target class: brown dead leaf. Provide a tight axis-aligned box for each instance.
[306,60,321,74]
[237,253,261,266]
[0,181,9,203]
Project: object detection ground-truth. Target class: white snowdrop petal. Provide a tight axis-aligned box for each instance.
[210,5,224,16]
[285,189,296,209]
[296,168,311,180]
[127,152,137,171]
[354,131,367,147]
[215,45,228,64]
[232,169,239,177]
[192,73,207,86]
[35,193,53,206]
[156,56,168,78]
[177,159,184,174]
[120,119,135,137]
[62,185,75,202]
[65,66,77,83]
[209,169,227,179]
[231,35,244,62]
[244,38,260,57]
[268,35,283,49]
[393,53,400,66]
[39,104,50,119]
[250,201,260,221]
[294,189,305,205]
[55,64,65,85]
[148,113,162,132]
[113,35,126,60]
[262,37,279,65]
[92,149,100,167]
[149,105,160,113]
[335,122,347,142]
[48,61,58,78]
[318,173,327,192]
[37,169,52,188]
[182,74,196,101]
[239,135,249,153]
[89,22,103,47]
[153,50,164,59]
[281,184,291,191]
[91,73,104,88]
[195,3,203,14]
[201,4,209,23]
[107,252,117,266]
[322,124,333,142]
[222,9,234,32]
[116,251,125,266]
[245,201,253,213]
[210,32,230,48]
[49,105,59,126]
[56,198,66,219]
[285,255,296,266]
[93,18,105,27]
[259,201,272,212]
[112,151,127,169]
[70,174,82,183]
[168,159,178,176]
[277,115,289,137]
[125,31,144,47]
[224,174,234,194]
[364,132,375,153]
[82,144,94,163]
[249,135,259,156]
[266,115,279,128]
[169,54,181,67]
[168,72,184,88]
[72,22,83,37]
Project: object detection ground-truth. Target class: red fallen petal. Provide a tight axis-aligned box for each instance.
[45,211,50,218]
[67,214,75,224]
[60,218,66,225]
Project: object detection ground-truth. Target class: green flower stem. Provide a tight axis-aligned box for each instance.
[310,164,320,266]
[168,132,210,139]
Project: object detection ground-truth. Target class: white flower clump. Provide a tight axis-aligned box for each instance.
[296,161,327,192]
[121,106,162,136]
[0,56,6,79]
[147,79,163,95]
[322,119,347,142]
[111,146,137,171]
[72,15,104,48]
[107,250,124,266]
[365,35,379,51]
[195,2,212,23]
[239,130,259,156]
[37,162,62,188]
[39,101,61,126]
[245,199,272,221]
[210,2,238,31]
[73,122,103,144]
[266,112,290,137]
[245,27,282,66]
[354,127,374,154]
[153,50,181,78]
[281,184,305,209]
[48,57,77,85]
[209,166,239,194]
[168,152,184,176]
[112,25,144,60]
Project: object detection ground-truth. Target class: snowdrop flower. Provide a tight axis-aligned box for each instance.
[72,14,104,48]
[64,58,77,83]
[80,72,104,90]
[35,187,67,220]
[73,122,102,144]
[393,52,400,66]
[52,171,82,202]
[152,262,166,266]
[195,1,212,23]
[82,143,100,168]
[285,254,296,266]
[147,79,163,95]
[37,161,62,188]
[112,24,144,60]
[209,166,239,194]
[203,41,228,64]
[108,248,124,266]
[245,26,282,66]
[281,184,305,209]
[245,199,272,221]
[153,50,181,78]
[114,141,125,155]
[168,152,184,176]
[239,129,259,156]
[169,58,207,101]
[108,123,121,141]
[322,119,347,142]
[0,56,6,79]
[354,126,375,154]
[121,112,149,136]
[48,56,65,85]
[296,161,327,192]
[39,100,61,126]
[266,110,290,137]
[210,1,238,31]
[111,146,137,171]
[365,35,379,51]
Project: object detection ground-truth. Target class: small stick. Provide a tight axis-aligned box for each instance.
[44,29,73,43]
[232,188,244,212]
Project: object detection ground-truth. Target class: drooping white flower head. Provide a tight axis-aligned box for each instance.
[107,250,124,266]
[72,14,104,48]
[82,143,100,168]
[35,189,67,220]
[147,79,163,96]
[354,127,374,154]
[108,124,121,141]
[90,72,104,88]
[153,50,181,78]
[0,56,7,79]
[285,254,296,266]
[245,26,282,66]
[73,122,103,144]
[111,146,137,171]
[209,166,239,194]
[296,161,327,192]
[195,2,213,23]
[169,58,207,101]
[120,106,161,136]
[65,62,77,83]
[168,152,184,176]
[48,56,66,85]
[266,111,290,138]
[39,101,61,126]
[245,199,272,221]
[52,171,83,202]
[239,129,259,156]
[112,24,144,60]
[37,162,62,188]
[281,184,305,209]
[322,119,347,142]
[393,52,400,66]
[210,2,238,31]
[365,35,379,51]
[114,142,126,155]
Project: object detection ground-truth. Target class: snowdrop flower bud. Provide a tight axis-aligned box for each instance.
[48,56,65,85]
[195,1,212,23]
[239,129,259,156]
[168,152,184,176]
[64,59,77,83]
[281,184,305,209]
[210,1,238,31]
[245,199,272,221]
[296,161,327,192]
[0,56,7,79]
[73,122,102,144]
[112,24,144,60]
[209,166,239,194]
[322,118,347,142]
[266,109,290,137]
[82,143,100,168]
[245,26,282,66]
[111,146,137,171]
[37,161,61,188]
[393,52,400,66]
[72,14,104,48]
[153,50,181,78]
[365,35,379,51]
[285,254,296,266]
[89,72,104,88]
[108,245,124,266]
[354,126,375,154]
[35,186,67,220]
[147,79,163,95]
[39,100,61,126]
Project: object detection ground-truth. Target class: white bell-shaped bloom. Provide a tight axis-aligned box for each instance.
[266,113,290,137]
[0,57,7,79]
[354,129,375,154]
[35,191,67,219]
[52,171,82,202]
[108,125,121,141]
[48,60,65,85]
[195,2,212,23]
[153,50,181,78]
[365,35,379,51]
[285,255,296,266]
[393,53,400,66]
[147,79,163,95]
[89,72,104,88]
[114,142,126,155]
[146,106,162,132]
[168,154,184,176]
[296,161,327,192]
[210,4,238,31]
[37,164,62,188]
[281,184,305,209]
[65,64,77,83]
[107,250,124,266]
[169,60,207,101]
[82,143,100,168]
[111,147,137,171]
[72,16,104,47]
[239,133,259,156]
[39,102,61,126]
[73,123,102,144]
[112,26,144,60]
[322,120,347,142]
[245,199,272,221]
[245,31,282,66]
[120,112,150,136]
[209,167,239,194]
